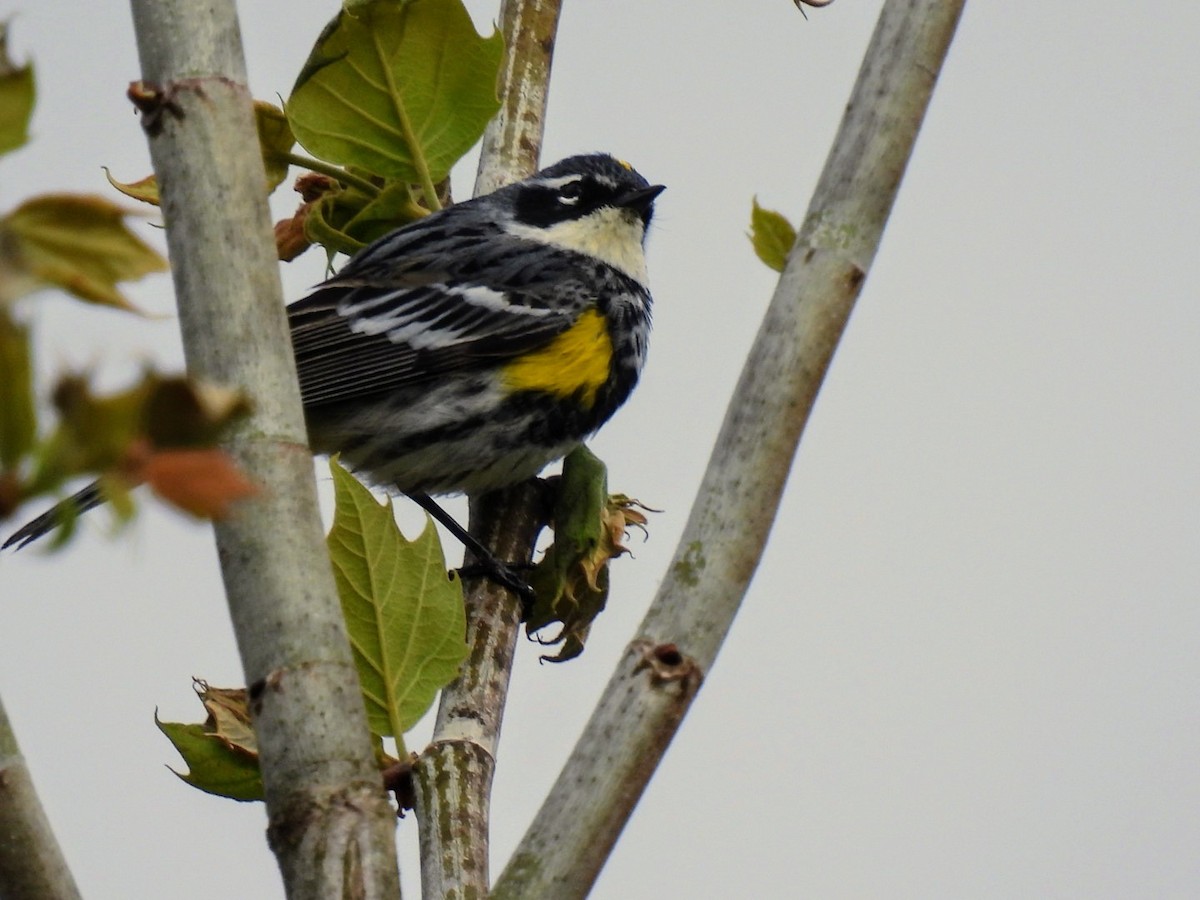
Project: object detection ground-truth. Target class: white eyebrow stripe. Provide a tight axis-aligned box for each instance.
[533,174,585,190]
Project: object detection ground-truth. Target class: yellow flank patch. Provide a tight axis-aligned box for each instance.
[502,309,612,408]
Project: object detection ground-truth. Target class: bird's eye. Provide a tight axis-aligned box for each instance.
[558,179,585,204]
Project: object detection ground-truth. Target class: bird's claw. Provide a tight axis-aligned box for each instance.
[456,559,536,609]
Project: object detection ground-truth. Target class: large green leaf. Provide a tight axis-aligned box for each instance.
[0,23,34,157]
[326,458,468,739]
[287,0,503,185]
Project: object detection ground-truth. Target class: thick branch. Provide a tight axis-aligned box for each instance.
[410,1,562,897]
[492,1,966,896]
[0,694,81,900]
[127,3,400,898]
[412,485,547,898]
[472,0,562,197]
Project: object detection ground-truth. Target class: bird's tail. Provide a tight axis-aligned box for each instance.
[2,481,107,551]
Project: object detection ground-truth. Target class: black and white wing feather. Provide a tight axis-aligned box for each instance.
[288,203,590,407]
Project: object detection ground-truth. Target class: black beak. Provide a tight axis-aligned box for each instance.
[617,183,666,217]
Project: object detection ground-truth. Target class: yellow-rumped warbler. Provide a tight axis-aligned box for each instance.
[5,153,664,584]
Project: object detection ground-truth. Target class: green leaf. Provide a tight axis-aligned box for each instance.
[0,310,35,469]
[337,179,426,245]
[0,23,34,157]
[254,100,296,192]
[304,190,369,257]
[104,100,295,209]
[103,168,160,205]
[21,372,251,513]
[43,374,148,476]
[0,194,167,309]
[156,716,264,802]
[527,446,654,663]
[156,683,263,802]
[749,197,798,273]
[303,178,428,255]
[326,458,468,739]
[287,0,503,186]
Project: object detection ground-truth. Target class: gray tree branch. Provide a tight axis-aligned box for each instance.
[491,1,967,895]
[409,2,563,896]
[0,694,81,900]
[127,2,400,897]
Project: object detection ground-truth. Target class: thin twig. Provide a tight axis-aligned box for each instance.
[492,1,967,896]
[413,485,548,897]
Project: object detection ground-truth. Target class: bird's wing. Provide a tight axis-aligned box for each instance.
[289,215,591,408]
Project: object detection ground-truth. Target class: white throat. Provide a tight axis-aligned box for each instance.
[507,207,650,286]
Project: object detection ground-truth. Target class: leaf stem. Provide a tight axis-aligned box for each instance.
[371,30,441,211]
[280,152,381,197]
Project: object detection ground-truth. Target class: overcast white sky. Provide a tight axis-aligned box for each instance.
[2,2,1198,898]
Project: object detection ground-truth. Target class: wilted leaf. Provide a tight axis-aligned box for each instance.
[287,0,503,185]
[27,373,251,509]
[304,191,369,257]
[48,374,148,475]
[274,171,340,260]
[0,23,34,157]
[0,194,166,309]
[302,177,426,256]
[195,681,257,755]
[750,197,797,273]
[336,179,425,244]
[138,448,258,519]
[156,680,263,802]
[0,309,35,468]
[157,690,263,802]
[103,100,294,210]
[254,100,295,192]
[274,204,314,261]
[103,168,160,205]
[527,447,653,662]
[326,458,468,739]
[140,378,252,448]
[274,172,340,260]
[294,170,340,204]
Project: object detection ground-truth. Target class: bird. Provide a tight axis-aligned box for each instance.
[4,153,665,594]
